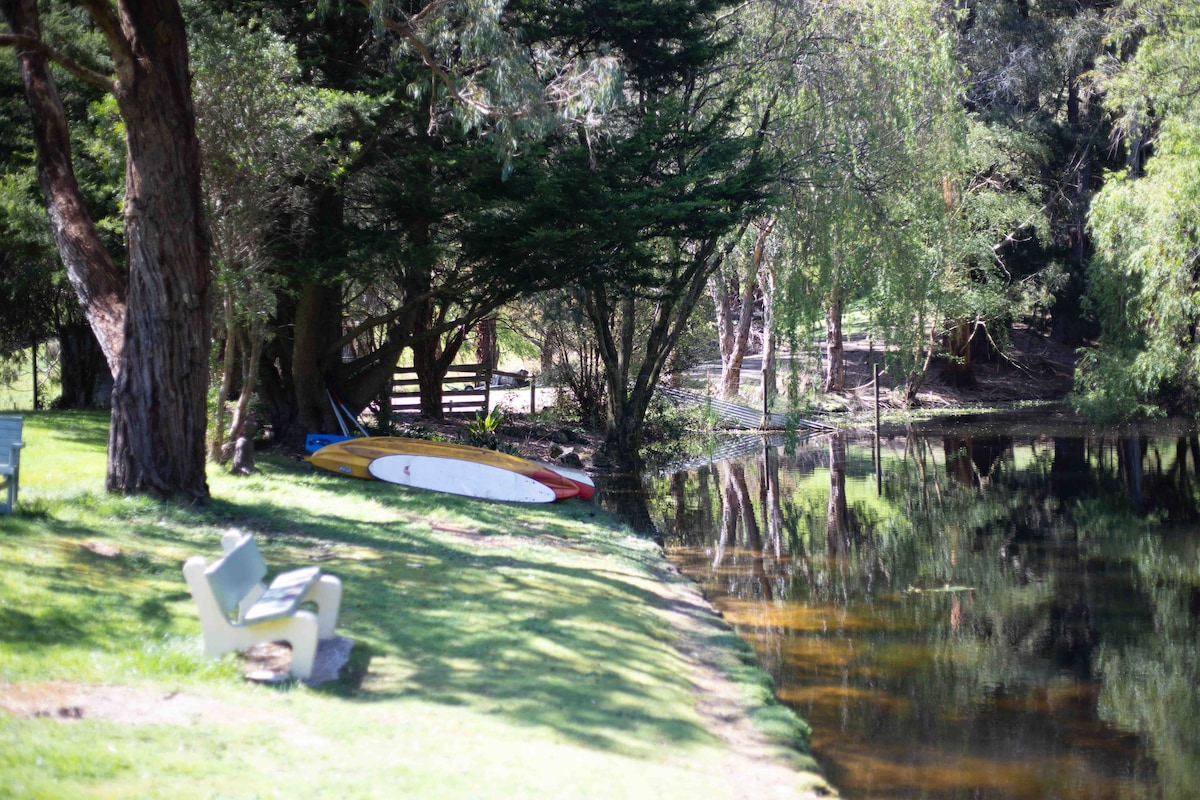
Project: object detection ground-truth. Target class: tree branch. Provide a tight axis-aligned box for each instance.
[360,0,501,120]
[0,33,115,93]
[75,0,133,83]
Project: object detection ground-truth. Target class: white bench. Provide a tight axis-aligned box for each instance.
[182,531,342,680]
[0,416,23,515]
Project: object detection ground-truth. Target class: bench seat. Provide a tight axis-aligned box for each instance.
[243,565,322,624]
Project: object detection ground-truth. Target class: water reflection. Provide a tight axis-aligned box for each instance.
[632,420,1200,800]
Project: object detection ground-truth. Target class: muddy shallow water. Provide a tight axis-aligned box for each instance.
[629,418,1199,799]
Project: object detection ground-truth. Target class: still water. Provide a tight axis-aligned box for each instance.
[634,416,1200,799]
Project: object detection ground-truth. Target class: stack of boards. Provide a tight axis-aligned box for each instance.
[308,437,595,504]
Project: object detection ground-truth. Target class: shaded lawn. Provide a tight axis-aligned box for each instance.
[0,411,827,798]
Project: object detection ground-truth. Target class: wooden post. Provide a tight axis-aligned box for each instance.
[530,375,537,414]
[762,364,768,428]
[31,339,38,410]
[873,362,880,437]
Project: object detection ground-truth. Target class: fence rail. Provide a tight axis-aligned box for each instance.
[391,364,535,416]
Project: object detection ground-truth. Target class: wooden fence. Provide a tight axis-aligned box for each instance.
[391,364,536,416]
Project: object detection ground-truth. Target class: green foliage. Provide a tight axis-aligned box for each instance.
[0,40,108,361]
[465,403,505,449]
[760,0,969,393]
[639,395,715,467]
[1077,0,1200,418]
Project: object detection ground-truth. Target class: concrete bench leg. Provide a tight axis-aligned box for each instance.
[279,612,321,680]
[0,469,16,515]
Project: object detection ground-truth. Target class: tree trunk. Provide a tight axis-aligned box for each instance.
[412,298,445,419]
[230,418,258,475]
[713,220,772,400]
[760,265,777,427]
[210,292,237,462]
[227,321,264,470]
[57,320,111,409]
[106,0,211,499]
[476,315,499,371]
[292,282,343,435]
[588,241,721,470]
[942,319,975,387]
[6,0,211,499]
[822,289,844,393]
[3,0,125,374]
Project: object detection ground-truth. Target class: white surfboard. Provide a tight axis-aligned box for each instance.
[368,454,558,504]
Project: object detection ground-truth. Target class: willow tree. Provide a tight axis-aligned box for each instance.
[2,0,210,499]
[1075,0,1200,420]
[748,0,967,400]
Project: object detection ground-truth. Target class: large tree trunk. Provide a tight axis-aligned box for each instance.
[942,319,976,387]
[5,0,211,499]
[475,316,499,371]
[412,298,445,419]
[291,282,343,436]
[106,0,211,499]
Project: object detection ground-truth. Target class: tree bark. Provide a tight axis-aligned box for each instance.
[6,0,211,499]
[211,292,237,462]
[409,301,465,420]
[58,320,111,409]
[759,263,777,427]
[106,3,210,498]
[822,288,844,393]
[942,319,976,387]
[475,315,499,371]
[291,282,343,435]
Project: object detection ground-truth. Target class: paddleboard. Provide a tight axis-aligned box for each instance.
[368,454,558,503]
[309,437,580,500]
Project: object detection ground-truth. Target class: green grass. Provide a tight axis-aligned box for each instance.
[0,411,829,798]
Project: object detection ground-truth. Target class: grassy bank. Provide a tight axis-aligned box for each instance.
[1,411,832,798]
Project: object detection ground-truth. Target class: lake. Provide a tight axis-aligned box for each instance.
[622,413,1200,799]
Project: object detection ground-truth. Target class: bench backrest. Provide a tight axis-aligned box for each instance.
[0,416,21,468]
[204,534,267,617]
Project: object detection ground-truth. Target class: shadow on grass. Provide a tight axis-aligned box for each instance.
[5,443,719,756]
[18,409,110,445]
[212,461,720,753]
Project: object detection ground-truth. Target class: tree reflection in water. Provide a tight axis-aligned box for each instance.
[629,422,1200,800]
